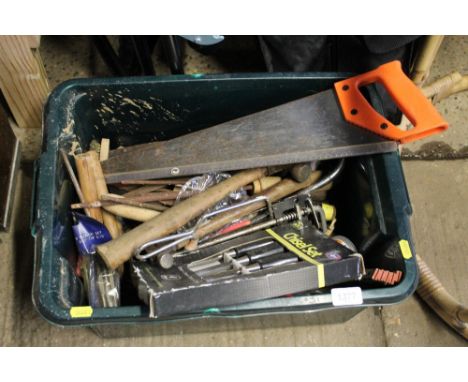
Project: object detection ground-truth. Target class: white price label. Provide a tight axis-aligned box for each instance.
[331,287,363,306]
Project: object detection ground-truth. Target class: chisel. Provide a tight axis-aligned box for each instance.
[188,239,276,273]
[197,245,286,276]
[205,253,299,281]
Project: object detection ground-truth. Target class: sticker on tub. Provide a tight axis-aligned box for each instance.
[331,287,363,306]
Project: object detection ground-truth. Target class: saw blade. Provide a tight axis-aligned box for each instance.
[102,89,397,183]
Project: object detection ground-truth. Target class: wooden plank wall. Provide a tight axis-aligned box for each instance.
[0,36,49,129]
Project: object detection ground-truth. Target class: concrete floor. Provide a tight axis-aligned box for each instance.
[1,36,467,346]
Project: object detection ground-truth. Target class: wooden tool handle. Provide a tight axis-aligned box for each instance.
[252,176,281,194]
[99,138,110,162]
[123,185,166,197]
[76,151,123,239]
[75,152,104,223]
[75,150,124,280]
[423,72,468,103]
[290,163,312,182]
[128,191,180,202]
[96,168,267,270]
[101,193,167,212]
[103,204,160,222]
[416,255,468,340]
[190,171,321,245]
[411,35,444,86]
[422,71,463,100]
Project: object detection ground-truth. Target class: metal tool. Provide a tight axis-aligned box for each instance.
[135,194,319,269]
[244,253,298,272]
[310,202,328,233]
[196,245,286,277]
[206,253,299,281]
[297,158,345,196]
[133,195,273,266]
[99,168,267,271]
[176,196,318,257]
[175,198,318,256]
[332,235,357,252]
[102,61,447,183]
[188,239,276,273]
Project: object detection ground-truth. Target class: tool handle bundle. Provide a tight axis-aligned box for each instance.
[96,167,267,269]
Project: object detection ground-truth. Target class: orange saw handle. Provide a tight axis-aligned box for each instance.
[334,60,448,143]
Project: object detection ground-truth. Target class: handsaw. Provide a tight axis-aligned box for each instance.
[102,61,448,183]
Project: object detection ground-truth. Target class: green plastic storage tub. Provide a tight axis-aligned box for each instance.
[32,73,418,337]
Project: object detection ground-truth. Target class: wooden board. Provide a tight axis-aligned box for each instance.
[0,105,20,230]
[0,36,49,129]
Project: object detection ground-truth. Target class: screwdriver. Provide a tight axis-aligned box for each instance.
[189,239,276,273]
[198,245,286,276]
[206,252,299,281]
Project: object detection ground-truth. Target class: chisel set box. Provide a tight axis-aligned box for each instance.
[134,223,364,318]
[31,63,445,336]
